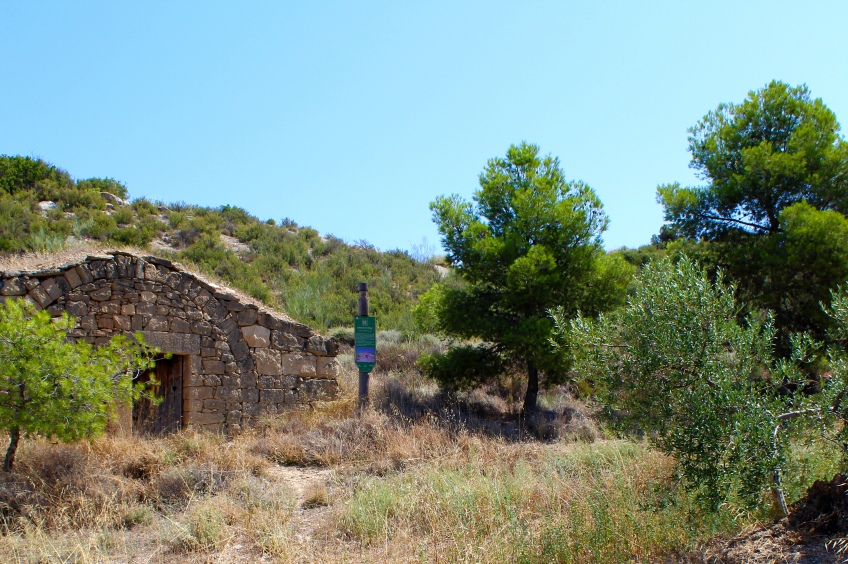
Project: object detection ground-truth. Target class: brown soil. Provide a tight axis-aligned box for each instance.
[702,475,848,563]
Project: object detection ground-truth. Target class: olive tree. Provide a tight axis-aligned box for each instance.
[0,298,156,470]
[557,257,804,511]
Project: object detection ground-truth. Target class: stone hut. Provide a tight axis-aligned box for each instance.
[0,251,341,434]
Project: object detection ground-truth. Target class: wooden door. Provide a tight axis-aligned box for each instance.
[133,355,183,435]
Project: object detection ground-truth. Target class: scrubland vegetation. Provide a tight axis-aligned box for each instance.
[0,355,816,564]
[3,79,848,561]
[0,155,440,332]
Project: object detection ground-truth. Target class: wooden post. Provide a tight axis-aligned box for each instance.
[358,282,369,411]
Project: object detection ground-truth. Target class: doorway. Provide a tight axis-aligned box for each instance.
[133,354,185,435]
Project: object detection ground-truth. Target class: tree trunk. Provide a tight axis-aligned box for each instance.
[522,361,539,415]
[771,469,789,518]
[4,426,20,472]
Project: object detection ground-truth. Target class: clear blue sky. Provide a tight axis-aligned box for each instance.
[2,2,847,253]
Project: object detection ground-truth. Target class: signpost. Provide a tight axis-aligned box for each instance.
[355,283,374,410]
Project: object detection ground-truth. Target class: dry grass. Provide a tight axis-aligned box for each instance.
[0,357,759,563]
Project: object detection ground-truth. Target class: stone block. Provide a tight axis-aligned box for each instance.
[243,403,262,417]
[221,375,241,388]
[47,303,65,316]
[63,268,82,289]
[170,318,191,333]
[231,340,250,360]
[131,316,144,331]
[306,335,328,356]
[145,316,169,331]
[90,287,111,301]
[41,278,63,301]
[28,286,51,308]
[254,348,282,375]
[260,388,286,404]
[215,387,241,401]
[185,372,204,387]
[202,359,225,374]
[55,276,72,295]
[203,375,222,386]
[236,355,254,372]
[140,331,201,355]
[203,399,226,411]
[257,312,284,331]
[185,387,215,400]
[242,325,270,348]
[202,347,217,358]
[75,265,94,284]
[1,278,27,296]
[66,301,88,317]
[114,315,131,331]
[223,300,244,312]
[237,308,258,326]
[97,316,114,330]
[241,373,257,387]
[300,378,339,400]
[258,375,276,389]
[121,303,135,316]
[220,317,241,340]
[191,320,212,335]
[183,399,204,413]
[281,353,316,377]
[317,357,341,379]
[204,299,229,322]
[271,330,300,351]
[226,410,242,424]
[184,411,224,425]
[99,302,120,314]
[242,388,259,403]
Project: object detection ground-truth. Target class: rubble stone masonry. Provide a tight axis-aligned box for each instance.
[0,251,341,433]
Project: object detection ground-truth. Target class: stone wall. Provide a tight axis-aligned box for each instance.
[0,251,341,433]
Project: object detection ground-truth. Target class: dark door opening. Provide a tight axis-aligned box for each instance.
[133,355,184,435]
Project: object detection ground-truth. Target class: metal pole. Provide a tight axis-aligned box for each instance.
[358,282,369,411]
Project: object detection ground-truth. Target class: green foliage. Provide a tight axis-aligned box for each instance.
[0,156,440,333]
[659,81,848,239]
[657,81,848,352]
[0,155,73,197]
[560,257,799,508]
[77,177,129,200]
[613,242,667,273]
[0,299,156,470]
[424,142,633,411]
[417,344,506,391]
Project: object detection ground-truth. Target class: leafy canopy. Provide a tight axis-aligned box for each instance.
[0,299,156,470]
[657,82,848,350]
[658,80,848,238]
[421,142,632,412]
[560,257,799,508]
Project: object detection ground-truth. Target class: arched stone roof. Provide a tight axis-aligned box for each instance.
[0,251,341,433]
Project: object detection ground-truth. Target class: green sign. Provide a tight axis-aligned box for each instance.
[354,315,376,372]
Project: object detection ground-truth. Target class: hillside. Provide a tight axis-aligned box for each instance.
[0,155,441,332]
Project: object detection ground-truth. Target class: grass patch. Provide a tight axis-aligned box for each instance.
[338,440,742,561]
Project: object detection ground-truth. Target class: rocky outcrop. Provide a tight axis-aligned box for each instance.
[0,251,340,433]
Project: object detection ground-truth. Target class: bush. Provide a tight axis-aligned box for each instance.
[561,256,799,509]
[418,344,507,391]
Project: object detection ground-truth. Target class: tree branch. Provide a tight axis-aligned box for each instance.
[699,213,773,233]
